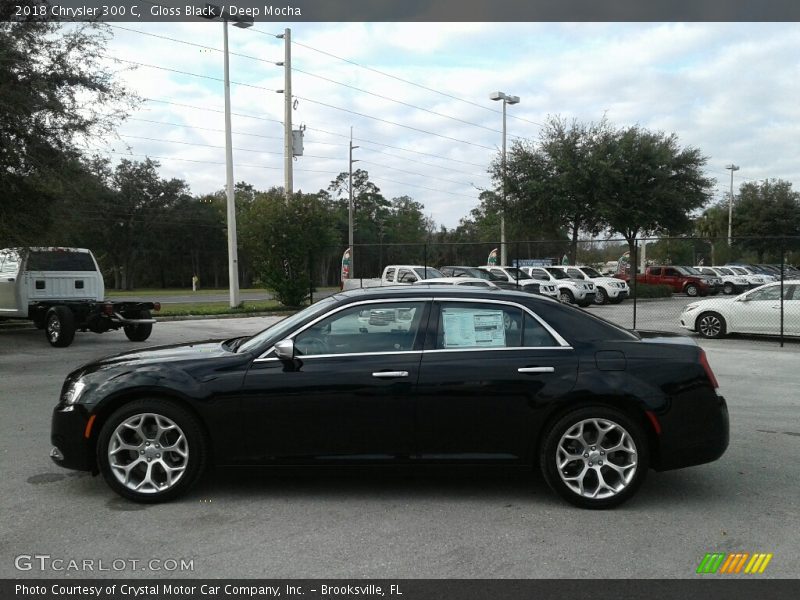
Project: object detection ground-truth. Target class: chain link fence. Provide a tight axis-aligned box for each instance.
[308,236,800,347]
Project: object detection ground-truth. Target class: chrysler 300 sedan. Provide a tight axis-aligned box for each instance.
[51,287,728,509]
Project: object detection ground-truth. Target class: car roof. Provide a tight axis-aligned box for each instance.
[331,285,550,303]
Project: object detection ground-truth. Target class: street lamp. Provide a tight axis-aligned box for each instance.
[490,91,520,266]
[203,4,252,308]
[725,163,740,248]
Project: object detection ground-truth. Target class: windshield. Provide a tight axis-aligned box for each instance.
[731,267,748,275]
[503,267,532,279]
[414,267,444,279]
[681,266,702,275]
[581,267,602,278]
[545,268,570,280]
[716,267,734,275]
[237,296,338,354]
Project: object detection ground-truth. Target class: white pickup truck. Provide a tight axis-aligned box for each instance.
[0,247,159,347]
[342,265,445,291]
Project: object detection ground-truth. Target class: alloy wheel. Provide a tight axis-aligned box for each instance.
[698,313,723,338]
[107,413,189,494]
[555,418,638,500]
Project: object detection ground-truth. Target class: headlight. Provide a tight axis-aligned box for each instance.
[684,303,700,312]
[62,380,87,405]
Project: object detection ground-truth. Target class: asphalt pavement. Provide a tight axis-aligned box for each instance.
[1,315,798,579]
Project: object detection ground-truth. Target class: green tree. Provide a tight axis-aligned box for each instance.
[241,190,337,306]
[733,179,800,261]
[0,10,135,243]
[596,126,714,262]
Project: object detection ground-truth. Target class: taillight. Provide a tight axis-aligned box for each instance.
[699,349,719,389]
[153,302,161,312]
[102,303,114,316]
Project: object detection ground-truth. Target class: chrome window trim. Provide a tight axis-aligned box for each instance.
[254,297,432,361]
[253,295,572,362]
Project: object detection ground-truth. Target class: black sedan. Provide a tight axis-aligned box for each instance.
[51,287,728,509]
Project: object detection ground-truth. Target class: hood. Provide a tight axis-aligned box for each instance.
[682,296,739,310]
[75,340,234,376]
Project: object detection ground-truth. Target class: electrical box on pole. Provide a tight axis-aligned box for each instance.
[292,129,304,156]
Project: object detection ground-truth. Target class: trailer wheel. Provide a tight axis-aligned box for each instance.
[46,306,76,347]
[124,310,153,342]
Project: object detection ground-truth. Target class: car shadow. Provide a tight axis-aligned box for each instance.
[189,464,560,505]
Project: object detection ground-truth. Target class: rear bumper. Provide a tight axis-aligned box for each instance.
[50,405,95,472]
[653,393,729,471]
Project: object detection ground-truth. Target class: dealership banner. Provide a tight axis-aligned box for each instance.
[4,579,798,600]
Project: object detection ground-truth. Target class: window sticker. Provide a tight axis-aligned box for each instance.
[442,307,506,348]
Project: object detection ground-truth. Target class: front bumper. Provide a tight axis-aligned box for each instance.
[50,405,95,472]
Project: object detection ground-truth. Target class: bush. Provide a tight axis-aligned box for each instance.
[629,283,673,298]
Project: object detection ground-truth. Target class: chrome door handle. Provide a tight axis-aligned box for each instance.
[518,367,555,374]
[372,371,409,378]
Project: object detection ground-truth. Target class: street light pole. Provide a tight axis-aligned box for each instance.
[204,5,252,307]
[490,91,520,266]
[221,20,240,308]
[725,164,740,247]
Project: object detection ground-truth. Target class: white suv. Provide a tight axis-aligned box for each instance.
[479,266,559,299]
[551,265,630,305]
[694,266,749,295]
[521,266,596,307]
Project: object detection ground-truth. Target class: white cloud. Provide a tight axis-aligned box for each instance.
[90,21,800,229]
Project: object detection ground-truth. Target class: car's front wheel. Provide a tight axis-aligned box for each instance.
[594,287,608,305]
[540,407,649,509]
[723,283,734,295]
[96,399,207,503]
[559,289,574,304]
[685,284,699,297]
[696,311,727,339]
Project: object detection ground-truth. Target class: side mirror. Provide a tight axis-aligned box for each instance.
[274,339,295,360]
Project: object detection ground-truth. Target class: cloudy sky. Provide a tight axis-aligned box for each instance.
[92,20,800,229]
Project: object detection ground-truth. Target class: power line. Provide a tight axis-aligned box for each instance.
[286,37,543,129]
[127,117,284,141]
[109,25,506,139]
[369,175,478,200]
[143,98,283,125]
[116,134,342,161]
[358,159,477,188]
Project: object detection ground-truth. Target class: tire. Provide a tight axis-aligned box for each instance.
[696,311,727,339]
[559,289,575,304]
[540,406,649,509]
[723,283,734,295]
[45,306,76,347]
[124,310,153,342]
[594,287,608,305]
[685,284,699,297]
[96,398,208,503]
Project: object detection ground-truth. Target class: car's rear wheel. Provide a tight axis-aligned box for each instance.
[124,309,153,342]
[45,306,76,347]
[697,312,727,339]
[540,407,649,509]
[96,399,207,503]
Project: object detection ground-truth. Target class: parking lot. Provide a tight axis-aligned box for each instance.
[1,309,798,579]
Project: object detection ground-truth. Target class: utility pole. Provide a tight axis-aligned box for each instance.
[348,127,359,278]
[725,164,739,247]
[277,28,293,198]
